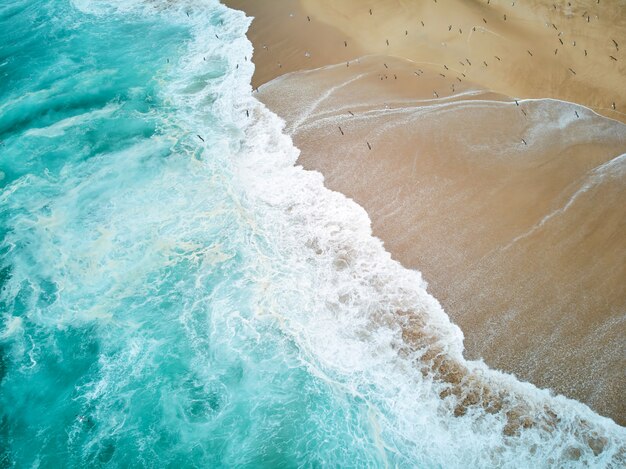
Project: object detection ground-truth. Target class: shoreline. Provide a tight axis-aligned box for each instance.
[229,0,626,123]
[224,0,626,425]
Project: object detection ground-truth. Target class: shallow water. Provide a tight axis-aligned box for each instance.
[0,0,624,467]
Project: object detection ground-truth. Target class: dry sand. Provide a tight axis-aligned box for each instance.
[224,0,626,425]
[300,0,626,123]
[225,0,367,89]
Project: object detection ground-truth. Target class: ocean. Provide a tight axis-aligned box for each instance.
[0,0,624,467]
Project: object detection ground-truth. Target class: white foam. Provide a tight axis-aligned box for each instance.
[24,104,120,138]
[0,316,24,339]
[501,152,626,252]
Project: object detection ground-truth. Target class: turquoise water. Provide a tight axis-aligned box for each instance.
[0,0,624,467]
[0,0,386,466]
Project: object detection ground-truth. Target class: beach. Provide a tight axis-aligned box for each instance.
[3,0,626,465]
[225,0,626,425]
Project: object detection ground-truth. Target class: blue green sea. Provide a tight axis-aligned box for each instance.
[0,0,624,467]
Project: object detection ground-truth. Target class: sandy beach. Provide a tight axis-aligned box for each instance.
[224,0,626,425]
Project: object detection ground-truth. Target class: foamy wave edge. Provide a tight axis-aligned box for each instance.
[237,86,626,467]
[75,0,626,466]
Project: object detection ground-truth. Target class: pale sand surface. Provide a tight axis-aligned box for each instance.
[300,0,626,123]
[225,0,367,89]
[225,0,626,424]
[231,0,625,122]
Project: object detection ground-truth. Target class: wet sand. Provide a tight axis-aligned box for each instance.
[225,0,626,425]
